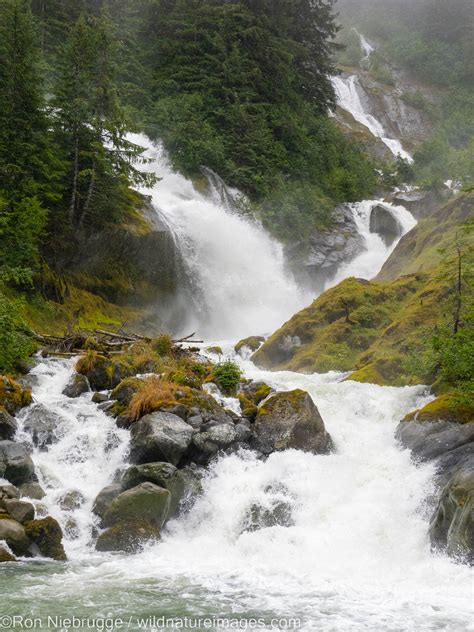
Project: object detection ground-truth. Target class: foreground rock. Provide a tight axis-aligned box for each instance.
[396,400,473,564]
[0,519,30,556]
[0,409,18,441]
[369,204,402,246]
[24,517,67,560]
[0,377,32,414]
[0,441,35,485]
[103,482,170,529]
[96,519,160,553]
[253,390,333,455]
[429,466,473,564]
[22,403,61,449]
[129,412,194,465]
[62,374,90,398]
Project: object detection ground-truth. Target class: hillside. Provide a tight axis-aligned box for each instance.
[253,193,473,396]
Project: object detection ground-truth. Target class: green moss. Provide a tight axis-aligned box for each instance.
[205,346,223,355]
[234,336,265,354]
[0,376,32,414]
[346,364,386,386]
[24,517,67,561]
[402,394,474,424]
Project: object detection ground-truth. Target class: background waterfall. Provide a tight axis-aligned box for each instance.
[130,133,311,339]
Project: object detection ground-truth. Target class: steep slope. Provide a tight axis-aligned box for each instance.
[253,193,473,387]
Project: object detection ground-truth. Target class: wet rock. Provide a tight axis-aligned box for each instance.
[92,392,110,404]
[76,354,133,391]
[121,462,201,518]
[4,499,35,524]
[369,204,402,246]
[62,373,90,398]
[191,421,238,462]
[0,519,30,556]
[239,381,273,406]
[121,462,177,491]
[254,390,333,455]
[22,403,61,449]
[234,336,265,354]
[129,412,194,466]
[0,544,17,562]
[434,443,474,489]
[110,377,145,408]
[58,490,85,511]
[429,466,474,564]
[0,409,18,441]
[205,346,223,355]
[96,519,160,553]
[0,441,35,485]
[64,517,80,540]
[244,499,294,532]
[92,484,122,520]
[103,482,170,529]
[19,482,45,500]
[24,517,67,560]
[395,421,474,462]
[0,483,20,502]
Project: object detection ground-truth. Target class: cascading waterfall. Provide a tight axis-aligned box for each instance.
[326,199,417,287]
[3,71,471,631]
[129,133,311,340]
[332,75,413,163]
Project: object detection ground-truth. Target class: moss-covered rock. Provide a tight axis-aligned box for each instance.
[235,336,265,354]
[103,482,170,529]
[0,545,17,562]
[96,519,160,553]
[76,352,134,391]
[62,373,90,398]
[111,377,146,409]
[402,395,473,424]
[205,346,223,355]
[0,376,32,415]
[345,363,386,386]
[24,517,67,561]
[92,484,122,521]
[254,389,333,455]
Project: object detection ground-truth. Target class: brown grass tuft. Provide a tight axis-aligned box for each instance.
[127,376,178,421]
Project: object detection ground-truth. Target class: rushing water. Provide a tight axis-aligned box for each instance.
[332,75,413,163]
[1,62,470,632]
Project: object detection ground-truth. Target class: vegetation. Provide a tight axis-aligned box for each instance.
[337,0,473,190]
[212,360,242,396]
[254,194,474,411]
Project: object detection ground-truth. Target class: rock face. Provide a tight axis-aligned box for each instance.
[129,412,194,466]
[369,204,402,246]
[291,204,364,290]
[253,390,333,455]
[396,421,474,462]
[3,499,35,524]
[0,441,35,485]
[92,484,122,521]
[429,467,474,563]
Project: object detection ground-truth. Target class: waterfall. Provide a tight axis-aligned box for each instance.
[326,199,416,287]
[129,133,311,339]
[332,75,413,163]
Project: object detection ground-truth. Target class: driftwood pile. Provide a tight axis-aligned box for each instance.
[31,329,203,357]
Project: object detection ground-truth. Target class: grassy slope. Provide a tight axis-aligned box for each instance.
[253,193,473,387]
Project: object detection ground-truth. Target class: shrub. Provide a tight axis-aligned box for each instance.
[152,334,173,357]
[212,361,242,396]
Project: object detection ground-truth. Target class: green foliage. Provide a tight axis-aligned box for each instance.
[0,292,36,373]
[212,360,242,396]
[336,27,363,67]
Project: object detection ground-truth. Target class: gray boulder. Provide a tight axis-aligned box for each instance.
[92,484,122,520]
[62,374,90,398]
[129,412,194,466]
[0,544,17,562]
[0,519,30,556]
[19,482,45,500]
[369,204,402,246]
[103,482,170,529]
[0,441,35,485]
[430,466,474,564]
[22,403,61,449]
[396,421,474,462]
[191,421,238,462]
[0,409,18,441]
[96,520,160,553]
[121,462,177,491]
[4,499,35,524]
[253,389,333,455]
